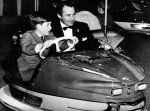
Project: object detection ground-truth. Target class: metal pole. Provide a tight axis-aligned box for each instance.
[35,0,39,11]
[37,0,39,11]
[35,0,37,11]
[104,0,107,29]
[17,0,21,16]
[104,0,109,42]
[0,0,3,16]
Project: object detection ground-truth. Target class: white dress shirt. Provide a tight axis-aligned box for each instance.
[60,21,73,38]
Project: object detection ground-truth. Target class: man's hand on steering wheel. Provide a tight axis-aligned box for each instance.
[73,36,79,44]
[98,40,112,51]
[67,36,78,47]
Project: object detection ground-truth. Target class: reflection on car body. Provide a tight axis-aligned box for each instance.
[0,46,147,111]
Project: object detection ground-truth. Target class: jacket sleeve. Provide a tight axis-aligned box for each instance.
[20,32,37,55]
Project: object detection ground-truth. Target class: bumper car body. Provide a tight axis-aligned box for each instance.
[0,50,147,111]
[115,21,150,35]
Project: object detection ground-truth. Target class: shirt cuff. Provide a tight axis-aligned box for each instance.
[35,43,42,53]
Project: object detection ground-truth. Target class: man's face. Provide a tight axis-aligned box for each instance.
[58,5,75,26]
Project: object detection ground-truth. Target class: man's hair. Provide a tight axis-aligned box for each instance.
[29,11,50,29]
[56,1,76,16]
[98,1,111,10]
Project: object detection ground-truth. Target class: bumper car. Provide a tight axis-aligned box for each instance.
[0,36,147,111]
[115,21,150,35]
[113,0,150,36]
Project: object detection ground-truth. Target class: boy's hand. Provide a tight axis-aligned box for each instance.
[44,40,53,48]
[35,43,43,53]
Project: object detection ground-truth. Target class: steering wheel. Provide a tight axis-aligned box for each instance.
[39,37,76,59]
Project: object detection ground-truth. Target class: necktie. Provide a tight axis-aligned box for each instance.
[41,36,45,42]
[63,26,73,30]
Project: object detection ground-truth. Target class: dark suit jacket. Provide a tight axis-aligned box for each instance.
[51,21,100,50]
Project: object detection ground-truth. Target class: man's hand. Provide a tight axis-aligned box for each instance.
[67,36,79,46]
[98,40,112,50]
[73,36,79,44]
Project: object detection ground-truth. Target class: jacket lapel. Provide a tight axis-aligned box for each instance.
[72,21,80,36]
[31,31,43,43]
[52,21,64,37]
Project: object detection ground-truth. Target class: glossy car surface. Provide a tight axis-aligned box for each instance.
[0,49,147,111]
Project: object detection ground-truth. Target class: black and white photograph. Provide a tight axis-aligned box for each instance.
[0,0,150,110]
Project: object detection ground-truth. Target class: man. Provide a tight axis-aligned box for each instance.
[51,1,100,51]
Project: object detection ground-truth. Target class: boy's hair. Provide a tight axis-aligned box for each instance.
[29,11,50,29]
[56,1,76,16]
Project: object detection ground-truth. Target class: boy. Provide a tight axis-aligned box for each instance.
[17,11,56,81]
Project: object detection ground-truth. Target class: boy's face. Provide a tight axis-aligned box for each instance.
[38,22,52,35]
[58,5,75,26]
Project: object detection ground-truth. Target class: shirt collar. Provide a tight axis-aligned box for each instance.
[35,30,43,38]
[60,21,68,28]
